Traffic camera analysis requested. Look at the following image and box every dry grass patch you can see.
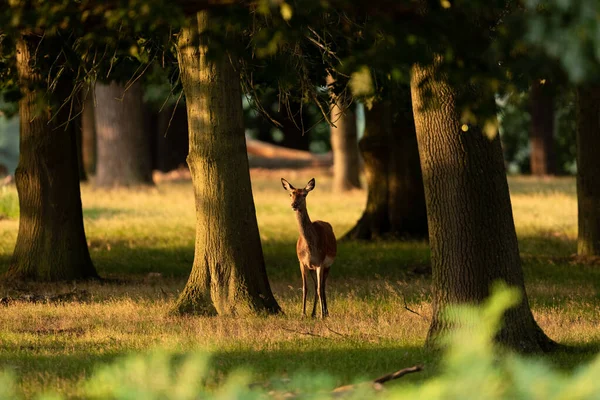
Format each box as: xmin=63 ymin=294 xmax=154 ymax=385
xmin=0 ymin=172 xmax=599 ymax=398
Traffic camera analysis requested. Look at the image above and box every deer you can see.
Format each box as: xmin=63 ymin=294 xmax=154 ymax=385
xmin=281 ymin=178 xmax=337 ymax=318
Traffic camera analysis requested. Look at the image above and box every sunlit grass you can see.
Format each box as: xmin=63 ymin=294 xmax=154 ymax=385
xmin=0 ymin=172 xmax=598 ymax=398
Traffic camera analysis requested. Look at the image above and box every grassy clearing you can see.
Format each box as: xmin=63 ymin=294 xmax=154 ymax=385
xmin=0 ymin=172 xmax=599 ymax=398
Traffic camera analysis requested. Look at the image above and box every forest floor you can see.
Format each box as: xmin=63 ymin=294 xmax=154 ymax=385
xmin=0 ymin=171 xmax=598 ymax=398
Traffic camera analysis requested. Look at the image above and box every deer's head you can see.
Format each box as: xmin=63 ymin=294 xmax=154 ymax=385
xmin=281 ymin=178 xmax=315 ymax=211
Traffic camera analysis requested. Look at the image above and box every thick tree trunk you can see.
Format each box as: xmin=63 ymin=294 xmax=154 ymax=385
xmin=344 ymin=89 xmax=428 ymax=240
xmin=327 ymin=75 xmax=361 ymax=192
xmin=94 ymin=81 xmax=153 ymax=187
xmin=81 ymin=85 xmax=96 ymax=175
xmin=411 ymin=62 xmax=555 ymax=352
xmin=576 ymin=86 xmax=600 ymax=256
xmin=530 ymin=81 xmax=556 ymax=176
xmin=5 ymin=35 xmax=97 ymax=282
xmin=173 ymin=11 xmax=281 ymax=316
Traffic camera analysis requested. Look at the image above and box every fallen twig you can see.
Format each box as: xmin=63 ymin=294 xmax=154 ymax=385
xmin=332 ymin=365 xmax=423 ymax=396
xmin=373 ymin=365 xmax=424 ymax=385
xmin=402 ymin=295 xmax=427 ymax=320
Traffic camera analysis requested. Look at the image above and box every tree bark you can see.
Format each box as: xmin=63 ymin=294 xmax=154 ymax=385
xmin=576 ymin=86 xmax=600 ymax=256
xmin=94 ymin=81 xmax=153 ymax=187
xmin=411 ymin=62 xmax=555 ymax=352
xmin=5 ymin=34 xmax=97 ymax=282
xmin=173 ymin=11 xmax=281 ymax=316
xmin=81 ymin=85 xmax=96 ymax=175
xmin=344 ymin=89 xmax=428 ymax=240
xmin=327 ymin=75 xmax=361 ymax=192
xmin=529 ymin=81 xmax=556 ymax=176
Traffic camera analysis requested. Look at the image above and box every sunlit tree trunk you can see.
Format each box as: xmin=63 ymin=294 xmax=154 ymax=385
xmin=576 ymin=86 xmax=600 ymax=256
xmin=327 ymin=75 xmax=361 ymax=192
xmin=6 ymin=34 xmax=97 ymax=282
xmin=173 ymin=11 xmax=281 ymax=316
xmin=530 ymin=80 xmax=556 ymax=176
xmin=94 ymin=81 xmax=153 ymax=187
xmin=411 ymin=62 xmax=556 ymax=352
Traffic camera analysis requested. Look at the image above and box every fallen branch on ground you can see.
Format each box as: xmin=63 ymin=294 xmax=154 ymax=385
xmin=331 ymin=365 xmax=423 ymax=396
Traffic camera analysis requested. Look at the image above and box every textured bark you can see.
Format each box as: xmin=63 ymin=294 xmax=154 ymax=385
xmin=411 ymin=62 xmax=555 ymax=352
xmin=344 ymin=91 xmax=428 ymax=240
xmin=5 ymin=35 xmax=97 ymax=282
xmin=81 ymin=86 xmax=96 ymax=175
xmin=576 ymin=86 xmax=600 ymax=256
xmin=94 ymin=81 xmax=153 ymax=187
xmin=530 ymin=81 xmax=556 ymax=176
xmin=327 ymin=75 xmax=361 ymax=192
xmin=173 ymin=11 xmax=281 ymax=316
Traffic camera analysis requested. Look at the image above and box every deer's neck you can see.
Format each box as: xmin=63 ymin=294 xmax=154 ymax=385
xmin=295 ymin=207 xmax=316 ymax=242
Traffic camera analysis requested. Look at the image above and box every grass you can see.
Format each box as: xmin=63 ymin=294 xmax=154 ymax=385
xmin=0 ymin=171 xmax=599 ymax=398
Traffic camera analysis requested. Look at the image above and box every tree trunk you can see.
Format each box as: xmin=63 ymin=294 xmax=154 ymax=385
xmin=94 ymin=81 xmax=153 ymax=187
xmin=81 ymin=85 xmax=96 ymax=175
xmin=344 ymin=89 xmax=428 ymax=240
xmin=71 ymin=97 xmax=87 ymax=182
xmin=327 ymin=75 xmax=361 ymax=192
xmin=530 ymin=81 xmax=556 ymax=176
xmin=279 ymin=102 xmax=310 ymax=151
xmin=173 ymin=11 xmax=281 ymax=316
xmin=154 ymin=105 xmax=189 ymax=172
xmin=5 ymin=34 xmax=97 ymax=282
xmin=576 ymin=86 xmax=600 ymax=256
xmin=411 ymin=62 xmax=555 ymax=352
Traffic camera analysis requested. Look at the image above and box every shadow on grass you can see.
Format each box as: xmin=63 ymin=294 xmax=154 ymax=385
xmin=0 ymin=344 xmax=431 ymax=390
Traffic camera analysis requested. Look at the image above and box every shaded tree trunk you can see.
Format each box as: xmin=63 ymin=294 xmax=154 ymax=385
xmin=530 ymin=81 xmax=556 ymax=176
xmin=576 ymin=86 xmax=600 ymax=256
xmin=5 ymin=34 xmax=97 ymax=282
xmin=173 ymin=11 xmax=281 ymax=316
xmin=94 ymin=81 xmax=153 ymax=187
xmin=344 ymin=88 xmax=428 ymax=240
xmin=81 ymin=85 xmax=96 ymax=175
xmin=327 ymin=75 xmax=361 ymax=192
xmin=279 ymin=102 xmax=310 ymax=151
xmin=71 ymin=98 xmax=87 ymax=182
xmin=154 ymin=105 xmax=189 ymax=172
xmin=411 ymin=62 xmax=556 ymax=352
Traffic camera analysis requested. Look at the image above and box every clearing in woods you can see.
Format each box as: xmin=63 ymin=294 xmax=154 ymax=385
xmin=0 ymin=170 xmax=598 ymax=398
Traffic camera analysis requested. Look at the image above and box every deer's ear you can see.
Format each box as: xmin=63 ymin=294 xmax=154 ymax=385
xmin=305 ymin=178 xmax=315 ymax=192
xmin=281 ymin=178 xmax=295 ymax=191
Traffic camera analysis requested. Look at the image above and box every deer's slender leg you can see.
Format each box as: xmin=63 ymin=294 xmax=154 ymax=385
xmin=316 ymin=267 xmax=327 ymax=319
xmin=301 ymin=264 xmax=308 ymax=316
xmin=310 ymin=269 xmax=318 ymax=317
xmin=322 ymin=267 xmax=330 ymax=317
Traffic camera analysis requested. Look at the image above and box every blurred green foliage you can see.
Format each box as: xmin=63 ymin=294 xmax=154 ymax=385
xmin=498 ymin=88 xmax=577 ymax=175
xmin=2 ymin=285 xmax=600 ymax=399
